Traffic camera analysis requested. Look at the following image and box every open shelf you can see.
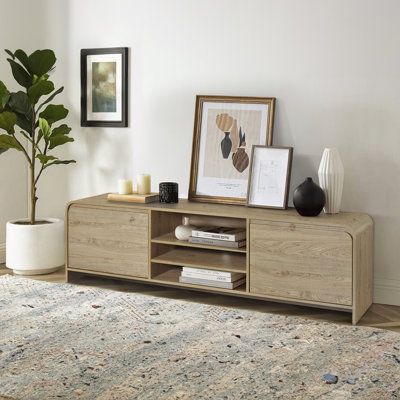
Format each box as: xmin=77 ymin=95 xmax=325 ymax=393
xmin=151 ymin=267 xmax=247 ymax=294
xmin=151 ymin=247 xmax=246 ymax=273
xmin=151 ymin=232 xmax=247 ymax=253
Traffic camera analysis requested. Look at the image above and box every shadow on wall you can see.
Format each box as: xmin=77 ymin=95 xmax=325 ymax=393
xmin=82 ymin=128 xmax=134 ymax=194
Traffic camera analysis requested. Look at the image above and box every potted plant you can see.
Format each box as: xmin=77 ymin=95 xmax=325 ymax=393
xmin=0 ymin=49 xmax=75 ymax=275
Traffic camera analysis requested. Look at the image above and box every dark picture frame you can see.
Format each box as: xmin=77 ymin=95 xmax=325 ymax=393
xmin=81 ymin=47 xmax=128 ymax=127
xmin=188 ymin=95 xmax=276 ymax=205
xmin=246 ymin=145 xmax=293 ymax=209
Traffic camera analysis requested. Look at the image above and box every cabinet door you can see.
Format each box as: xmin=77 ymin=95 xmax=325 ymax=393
xmin=68 ymin=206 xmax=149 ymax=278
xmin=250 ymin=222 xmax=352 ymax=305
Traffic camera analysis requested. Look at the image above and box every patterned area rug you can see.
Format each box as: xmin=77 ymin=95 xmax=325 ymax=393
xmin=0 ymin=275 xmax=399 ymax=400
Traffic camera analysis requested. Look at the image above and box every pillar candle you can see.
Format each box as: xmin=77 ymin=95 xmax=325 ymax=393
xmin=137 ymin=174 xmax=151 ymax=195
xmin=118 ymin=179 xmax=133 ymax=195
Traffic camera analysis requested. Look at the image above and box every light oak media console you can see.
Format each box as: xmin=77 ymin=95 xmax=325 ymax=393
xmin=66 ymin=194 xmax=373 ymax=324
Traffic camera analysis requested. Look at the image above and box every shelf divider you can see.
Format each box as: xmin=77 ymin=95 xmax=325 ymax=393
xmin=151 ymin=247 xmax=246 ymax=273
xmin=151 ymin=232 xmax=246 ymax=253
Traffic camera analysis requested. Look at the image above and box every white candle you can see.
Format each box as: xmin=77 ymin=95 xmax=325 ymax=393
xmin=118 ymin=179 xmax=133 ymax=195
xmin=137 ymin=174 xmax=151 ymax=195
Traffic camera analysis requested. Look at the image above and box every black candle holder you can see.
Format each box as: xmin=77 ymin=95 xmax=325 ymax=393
xmin=159 ymin=182 xmax=179 ymax=203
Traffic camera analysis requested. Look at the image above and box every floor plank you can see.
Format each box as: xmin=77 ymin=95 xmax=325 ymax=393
xmin=1 ymin=264 xmax=399 ymax=332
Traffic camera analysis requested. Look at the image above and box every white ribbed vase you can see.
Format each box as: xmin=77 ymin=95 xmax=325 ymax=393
xmin=318 ymin=148 xmax=344 ymax=214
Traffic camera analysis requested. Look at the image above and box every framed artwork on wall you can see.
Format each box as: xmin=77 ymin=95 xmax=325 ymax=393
xmin=188 ymin=95 xmax=276 ymax=205
xmin=247 ymin=146 xmax=293 ymax=209
xmin=81 ymin=47 xmax=128 ymax=127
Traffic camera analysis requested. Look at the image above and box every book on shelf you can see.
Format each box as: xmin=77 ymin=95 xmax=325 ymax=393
xmin=179 ymin=275 xmax=246 ymax=289
xmin=191 ymin=226 xmax=246 ymax=242
xmin=181 ymin=267 xmax=244 ymax=280
xmin=107 ymin=192 xmax=159 ymax=204
xmin=181 ymin=269 xmax=246 ymax=283
xmin=188 ymin=236 xmax=246 ymax=249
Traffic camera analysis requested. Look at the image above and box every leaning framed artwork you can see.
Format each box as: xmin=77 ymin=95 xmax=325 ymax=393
xmin=247 ymin=146 xmax=293 ymax=209
xmin=189 ymin=95 xmax=276 ymax=205
xmin=81 ymin=47 xmax=128 ymax=127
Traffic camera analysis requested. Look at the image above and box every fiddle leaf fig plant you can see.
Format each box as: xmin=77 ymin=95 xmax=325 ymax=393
xmin=0 ymin=49 xmax=75 ymax=225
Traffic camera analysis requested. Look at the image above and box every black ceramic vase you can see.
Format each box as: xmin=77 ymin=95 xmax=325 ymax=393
xmin=159 ymin=182 xmax=179 ymax=203
xmin=293 ymin=177 xmax=325 ymax=217
xmin=221 ymin=132 xmax=232 ymax=159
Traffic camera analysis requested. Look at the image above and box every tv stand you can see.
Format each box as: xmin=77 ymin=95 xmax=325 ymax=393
xmin=66 ymin=194 xmax=373 ymax=325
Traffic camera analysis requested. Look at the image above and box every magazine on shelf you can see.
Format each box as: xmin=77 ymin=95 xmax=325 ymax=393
xmin=181 ymin=267 xmax=243 ymax=279
xmin=179 ymin=276 xmax=246 ymax=289
xmin=191 ymin=226 xmax=246 ymax=242
xmin=188 ymin=236 xmax=246 ymax=248
xmin=181 ymin=270 xmax=246 ymax=283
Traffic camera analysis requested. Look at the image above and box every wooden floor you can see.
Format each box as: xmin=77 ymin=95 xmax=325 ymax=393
xmin=1 ymin=265 xmax=399 ymax=333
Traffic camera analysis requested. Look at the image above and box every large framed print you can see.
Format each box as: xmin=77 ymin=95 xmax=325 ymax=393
xmin=189 ymin=95 xmax=276 ymax=205
xmin=81 ymin=47 xmax=128 ymax=127
xmin=247 ymin=146 xmax=293 ymax=209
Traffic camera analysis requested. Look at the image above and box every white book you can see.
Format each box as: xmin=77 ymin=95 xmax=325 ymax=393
xmin=191 ymin=226 xmax=246 ymax=242
xmin=181 ymin=270 xmax=245 ymax=283
xmin=181 ymin=267 xmax=242 ymax=279
xmin=179 ymin=276 xmax=246 ymax=289
xmin=189 ymin=236 xmax=246 ymax=248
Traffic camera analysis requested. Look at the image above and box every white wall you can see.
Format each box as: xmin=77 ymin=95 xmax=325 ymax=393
xmin=20 ymin=0 xmax=400 ymax=304
xmin=0 ymin=0 xmax=48 ymax=260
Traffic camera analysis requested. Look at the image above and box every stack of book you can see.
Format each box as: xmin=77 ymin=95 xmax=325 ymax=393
xmin=189 ymin=226 xmax=246 ymax=249
xmin=179 ymin=267 xmax=246 ymax=289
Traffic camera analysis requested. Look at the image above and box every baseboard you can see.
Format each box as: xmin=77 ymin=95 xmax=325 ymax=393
xmin=0 ymin=243 xmax=5 ymax=264
xmin=374 ymin=278 xmax=400 ymax=306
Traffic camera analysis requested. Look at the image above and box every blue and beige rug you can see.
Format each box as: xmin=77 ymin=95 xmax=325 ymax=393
xmin=0 ymin=274 xmax=399 ymax=399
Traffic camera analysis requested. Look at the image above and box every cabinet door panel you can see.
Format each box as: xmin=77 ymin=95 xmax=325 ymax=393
xmin=250 ymin=223 xmax=352 ymax=305
xmin=68 ymin=206 xmax=149 ymax=278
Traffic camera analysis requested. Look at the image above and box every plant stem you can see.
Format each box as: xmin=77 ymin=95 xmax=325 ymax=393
xmin=30 ymin=111 xmax=36 ymax=225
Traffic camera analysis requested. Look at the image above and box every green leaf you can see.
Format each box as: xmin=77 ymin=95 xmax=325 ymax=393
xmin=52 ymin=124 xmax=71 ymax=136
xmin=8 ymin=92 xmax=32 ymax=117
xmin=36 ymin=129 xmax=43 ymax=144
xmin=28 ymin=80 xmax=54 ymax=105
xmin=38 ymin=118 xmax=51 ymax=140
xmin=39 ymin=104 xmax=68 ymax=125
xmin=5 ymin=49 xmax=14 ymax=59
xmin=0 ymin=81 xmax=10 ymax=110
xmin=49 ymin=135 xmax=74 ymax=150
xmin=36 ymin=154 xmax=57 ymax=164
xmin=14 ymin=50 xmax=30 ymax=72
xmin=45 ymin=159 xmax=76 ymax=169
xmin=0 ymin=134 xmax=22 ymax=150
xmin=28 ymin=50 xmax=56 ymax=77
xmin=7 ymin=59 xmax=31 ymax=88
xmin=0 ymin=111 xmax=17 ymax=134
xmin=16 ymin=114 xmax=32 ymax=135
xmin=36 ymin=86 xmax=64 ymax=112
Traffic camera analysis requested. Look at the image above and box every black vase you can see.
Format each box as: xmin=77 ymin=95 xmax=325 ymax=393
xmin=293 ymin=177 xmax=325 ymax=217
xmin=220 ymin=132 xmax=232 ymax=159
xmin=159 ymin=182 xmax=179 ymax=203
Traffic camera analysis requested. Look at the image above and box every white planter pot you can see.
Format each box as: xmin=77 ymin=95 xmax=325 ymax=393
xmin=6 ymin=218 xmax=64 ymax=275
xmin=318 ymin=148 xmax=344 ymax=214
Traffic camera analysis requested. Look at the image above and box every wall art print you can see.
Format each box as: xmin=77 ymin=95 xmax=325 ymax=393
xmin=189 ymin=95 xmax=276 ymax=205
xmin=81 ymin=47 xmax=128 ymax=127
xmin=247 ymin=146 xmax=293 ymax=209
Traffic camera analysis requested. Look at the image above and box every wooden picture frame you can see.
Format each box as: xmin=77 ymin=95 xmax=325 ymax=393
xmin=246 ymin=145 xmax=293 ymax=209
xmin=188 ymin=95 xmax=276 ymax=205
xmin=81 ymin=47 xmax=128 ymax=127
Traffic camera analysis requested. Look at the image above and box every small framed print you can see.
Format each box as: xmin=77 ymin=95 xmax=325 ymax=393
xmin=247 ymin=146 xmax=293 ymax=209
xmin=189 ymin=95 xmax=276 ymax=205
xmin=81 ymin=47 xmax=128 ymax=127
